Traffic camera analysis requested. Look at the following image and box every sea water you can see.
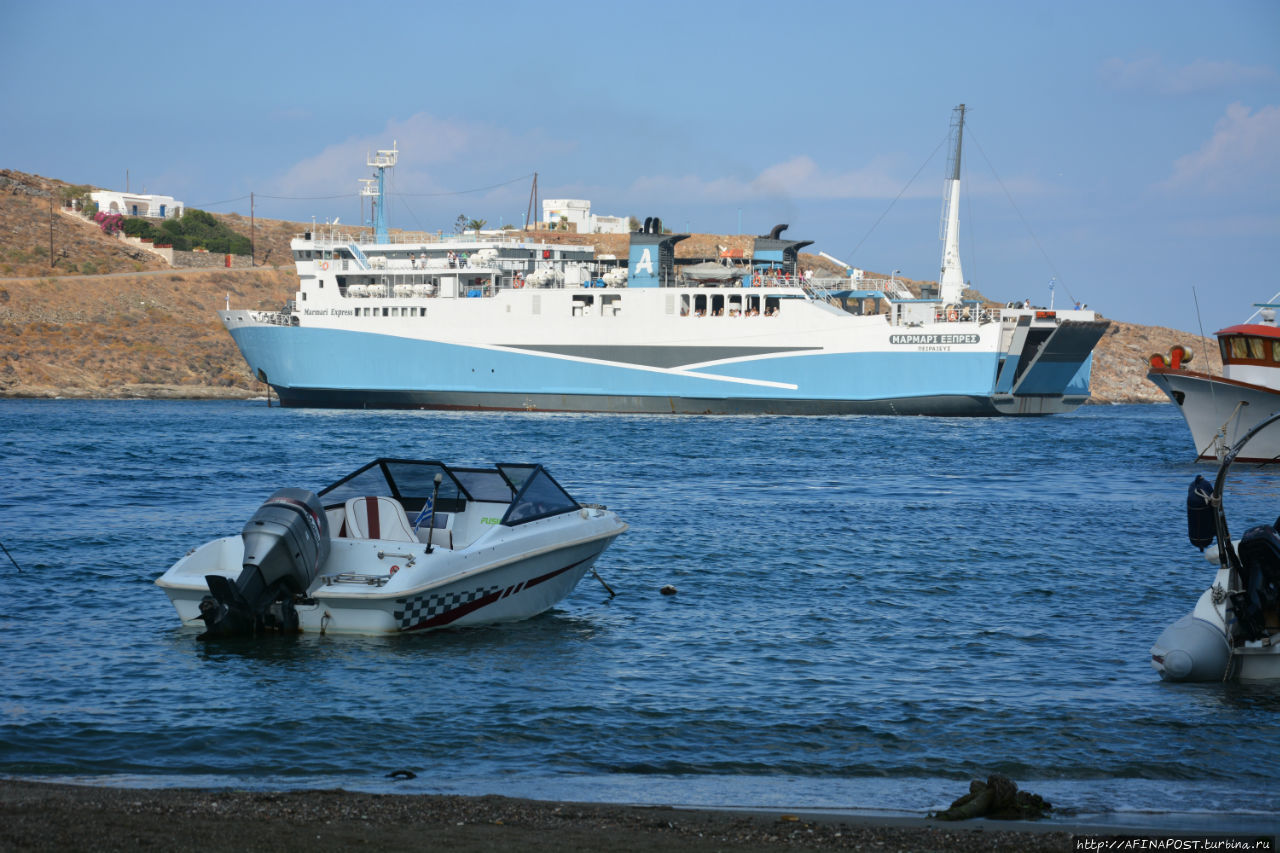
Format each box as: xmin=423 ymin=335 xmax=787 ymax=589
xmin=1 ymin=399 xmax=1277 ymax=829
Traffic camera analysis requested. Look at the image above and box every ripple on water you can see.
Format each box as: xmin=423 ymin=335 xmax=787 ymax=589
xmin=0 ymin=401 xmax=1278 ymax=821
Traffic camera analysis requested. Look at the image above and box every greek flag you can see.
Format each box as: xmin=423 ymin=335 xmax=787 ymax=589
xmin=412 ymin=495 xmax=435 ymax=534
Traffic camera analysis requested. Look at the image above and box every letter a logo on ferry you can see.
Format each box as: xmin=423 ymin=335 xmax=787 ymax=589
xmin=635 ymin=249 xmax=654 ymax=277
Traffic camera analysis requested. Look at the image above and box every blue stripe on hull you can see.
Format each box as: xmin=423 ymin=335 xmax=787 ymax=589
xmin=229 ymin=326 xmax=1054 ymax=416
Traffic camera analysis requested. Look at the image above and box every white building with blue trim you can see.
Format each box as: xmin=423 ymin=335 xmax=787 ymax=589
xmin=90 ymin=190 xmax=183 ymax=219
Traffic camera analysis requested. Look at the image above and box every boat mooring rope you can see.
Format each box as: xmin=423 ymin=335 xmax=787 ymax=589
xmin=591 ymin=568 xmax=616 ymax=598
xmin=0 ymin=539 xmax=21 ymax=572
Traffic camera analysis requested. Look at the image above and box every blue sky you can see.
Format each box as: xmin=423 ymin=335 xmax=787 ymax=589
xmin=3 ymin=0 xmax=1277 ymax=333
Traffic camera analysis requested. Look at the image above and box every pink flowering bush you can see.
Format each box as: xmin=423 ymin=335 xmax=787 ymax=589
xmin=93 ymin=211 xmax=124 ymax=235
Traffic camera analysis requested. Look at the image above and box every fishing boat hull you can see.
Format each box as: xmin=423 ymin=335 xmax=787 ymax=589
xmin=1147 ymin=367 xmax=1280 ymax=462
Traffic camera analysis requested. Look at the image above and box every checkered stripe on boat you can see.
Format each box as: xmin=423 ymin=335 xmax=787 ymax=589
xmin=392 ymin=557 xmax=591 ymax=632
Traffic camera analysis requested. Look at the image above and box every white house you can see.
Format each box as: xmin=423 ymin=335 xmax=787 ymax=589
xmin=542 ymin=199 xmax=629 ymax=234
xmin=91 ymin=190 xmax=183 ymax=219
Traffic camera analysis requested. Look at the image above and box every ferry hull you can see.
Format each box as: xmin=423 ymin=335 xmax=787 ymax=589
xmin=226 ymin=319 xmax=1100 ymax=417
xmin=270 ymin=386 xmax=1002 ymax=416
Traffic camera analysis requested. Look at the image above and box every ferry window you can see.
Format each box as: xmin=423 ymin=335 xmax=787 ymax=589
xmin=1249 ymin=337 xmax=1266 ymax=360
xmin=1230 ymin=337 xmax=1247 ymax=359
xmin=711 ymin=295 xmax=724 ymax=316
xmin=681 ymin=295 xmax=692 ymax=316
xmin=572 ymin=295 xmax=594 ymax=317
xmin=601 ymin=294 xmax=621 ymax=316
xmin=382 ymin=307 xmax=389 ymax=317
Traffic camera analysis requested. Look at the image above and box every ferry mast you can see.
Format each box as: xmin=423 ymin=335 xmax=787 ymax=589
xmin=360 ymin=141 xmax=398 ymax=243
xmin=938 ymin=104 xmax=965 ymax=306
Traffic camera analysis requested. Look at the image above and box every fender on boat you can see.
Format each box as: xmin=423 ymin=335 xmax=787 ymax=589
xmin=1186 ymin=475 xmax=1215 ymax=551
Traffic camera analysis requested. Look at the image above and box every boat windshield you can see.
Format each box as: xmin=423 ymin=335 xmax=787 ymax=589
xmin=318 ymin=459 xmax=464 ymax=505
xmin=452 ymin=468 xmax=516 ymax=503
xmin=498 ymin=464 xmax=580 ymax=525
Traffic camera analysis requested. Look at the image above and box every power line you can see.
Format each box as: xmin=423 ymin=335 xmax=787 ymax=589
xmin=191 ymin=172 xmax=534 ymax=218
xmin=189 ymin=194 xmax=252 ymax=208
xmin=389 ymin=173 xmax=535 ymax=198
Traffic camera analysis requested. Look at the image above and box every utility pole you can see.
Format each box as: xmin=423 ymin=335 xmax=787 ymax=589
xmin=48 ymin=197 xmax=54 ymax=268
xmin=250 ymin=192 xmax=255 ymax=267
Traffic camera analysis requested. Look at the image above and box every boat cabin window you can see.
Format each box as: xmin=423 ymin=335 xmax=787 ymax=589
xmin=1221 ymin=335 xmax=1280 ymax=365
xmin=498 ymin=465 xmax=580 ymax=526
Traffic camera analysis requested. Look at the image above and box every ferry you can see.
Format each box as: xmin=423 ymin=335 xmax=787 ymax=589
xmin=221 ymin=107 xmax=1109 ymax=415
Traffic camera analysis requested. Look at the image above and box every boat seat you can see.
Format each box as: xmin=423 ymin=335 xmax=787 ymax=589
xmin=415 ymin=512 xmax=453 ymax=550
xmin=326 ymin=506 xmax=347 ymax=537
xmin=343 ymin=496 xmax=418 ymax=542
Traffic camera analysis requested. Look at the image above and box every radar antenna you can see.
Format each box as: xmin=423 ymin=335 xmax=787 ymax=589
xmin=361 ymin=141 xmax=398 ymax=243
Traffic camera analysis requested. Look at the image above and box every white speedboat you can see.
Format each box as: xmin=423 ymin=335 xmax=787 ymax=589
xmin=1147 ymin=299 xmax=1280 ymax=462
xmin=1151 ymin=412 xmax=1280 ymax=682
xmin=156 ymin=459 xmax=627 ymax=638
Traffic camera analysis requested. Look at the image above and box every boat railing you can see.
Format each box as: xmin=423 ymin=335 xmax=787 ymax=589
xmin=926 ymin=306 xmax=1001 ymax=324
xmin=300 ymin=228 xmax=592 ymax=250
xmin=249 ymin=310 xmax=292 ymax=326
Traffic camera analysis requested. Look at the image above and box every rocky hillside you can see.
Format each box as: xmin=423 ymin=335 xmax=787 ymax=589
xmin=0 ymin=168 xmax=1204 ymax=403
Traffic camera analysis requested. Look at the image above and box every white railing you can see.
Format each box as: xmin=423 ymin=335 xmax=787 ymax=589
xmin=301 ymin=228 xmax=566 ymax=248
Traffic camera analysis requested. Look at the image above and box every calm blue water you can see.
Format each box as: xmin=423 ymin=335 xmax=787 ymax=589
xmin=1 ymin=400 xmax=1278 ymax=829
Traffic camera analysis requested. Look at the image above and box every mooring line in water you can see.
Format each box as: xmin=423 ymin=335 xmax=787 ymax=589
xmin=591 ymin=568 xmax=615 ymax=598
xmin=0 ymin=539 xmax=22 ymax=572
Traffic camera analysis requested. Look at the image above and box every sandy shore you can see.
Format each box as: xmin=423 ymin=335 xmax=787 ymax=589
xmin=0 ymin=778 xmax=1095 ymax=852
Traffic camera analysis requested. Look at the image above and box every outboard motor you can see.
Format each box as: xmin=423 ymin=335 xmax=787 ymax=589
xmin=1231 ymin=523 xmax=1280 ymax=642
xmin=1186 ymin=475 xmax=1215 ymax=551
xmin=198 ymin=488 xmax=330 ymax=639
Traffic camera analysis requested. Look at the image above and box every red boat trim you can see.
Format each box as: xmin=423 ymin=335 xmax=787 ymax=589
xmin=1216 ymin=324 xmax=1280 ymax=338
